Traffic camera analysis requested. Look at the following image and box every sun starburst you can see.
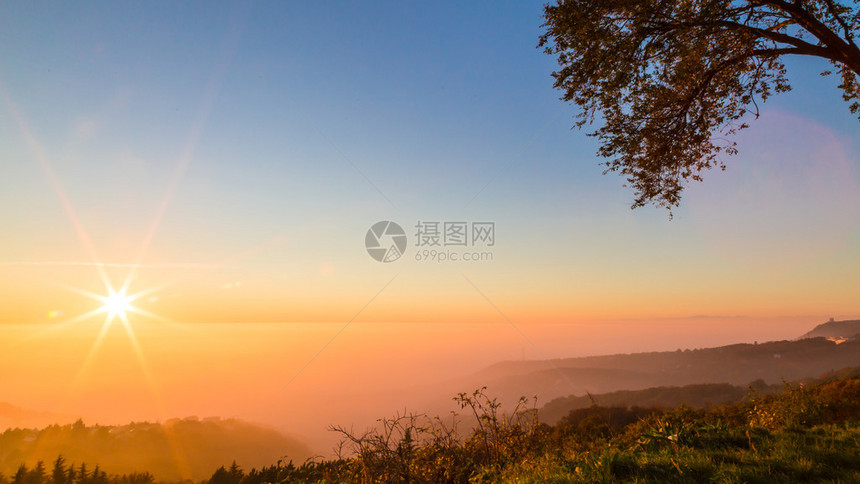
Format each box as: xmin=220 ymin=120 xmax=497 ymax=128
xmin=99 ymin=288 xmax=135 ymax=319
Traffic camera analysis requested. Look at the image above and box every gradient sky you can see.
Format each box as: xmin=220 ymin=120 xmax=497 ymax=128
xmin=1 ymin=1 xmax=859 ymax=448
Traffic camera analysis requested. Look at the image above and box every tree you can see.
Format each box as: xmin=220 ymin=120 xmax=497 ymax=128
xmin=207 ymin=463 xmax=243 ymax=484
xmin=76 ymin=464 xmax=87 ymax=484
xmin=539 ymin=0 xmax=860 ymax=211
xmin=64 ymin=465 xmax=75 ymax=484
xmin=27 ymin=461 xmax=46 ymax=484
xmin=50 ymin=456 xmax=67 ymax=484
xmin=13 ymin=465 xmax=27 ymax=484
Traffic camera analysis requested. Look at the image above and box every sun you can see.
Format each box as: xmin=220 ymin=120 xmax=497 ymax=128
xmin=100 ymin=288 xmax=135 ymax=319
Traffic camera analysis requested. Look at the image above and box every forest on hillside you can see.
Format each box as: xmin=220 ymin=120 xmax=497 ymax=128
xmin=0 ymin=418 xmax=309 ymax=482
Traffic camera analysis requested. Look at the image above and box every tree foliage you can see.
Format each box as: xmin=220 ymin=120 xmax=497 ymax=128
xmin=539 ymin=0 xmax=860 ymax=210
xmin=8 ymin=458 xmax=152 ymax=484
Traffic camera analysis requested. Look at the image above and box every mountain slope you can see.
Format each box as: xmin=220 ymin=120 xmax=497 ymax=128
xmin=462 ymin=329 xmax=860 ymax=407
xmin=800 ymin=319 xmax=860 ymax=340
xmin=0 ymin=402 xmax=76 ymax=431
xmin=538 ymin=382 xmax=758 ymax=424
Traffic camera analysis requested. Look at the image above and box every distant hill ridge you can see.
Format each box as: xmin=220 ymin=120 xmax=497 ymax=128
xmin=538 ymin=366 xmax=860 ymax=424
xmin=800 ymin=318 xmax=860 ymax=340
xmin=465 ymin=318 xmax=860 ymax=407
xmin=0 ymin=402 xmax=75 ymax=431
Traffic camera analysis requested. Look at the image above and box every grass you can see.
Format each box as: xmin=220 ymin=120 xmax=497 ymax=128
xmin=494 ymin=423 xmax=860 ymax=483
xmin=213 ymin=374 xmax=860 ymax=483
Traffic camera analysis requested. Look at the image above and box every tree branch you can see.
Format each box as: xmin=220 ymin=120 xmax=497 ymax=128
xmin=763 ymin=0 xmax=860 ymax=72
xmin=820 ymin=0 xmax=858 ymax=47
xmin=719 ymin=20 xmax=838 ymax=59
xmin=676 ymin=47 xmax=813 ymax=121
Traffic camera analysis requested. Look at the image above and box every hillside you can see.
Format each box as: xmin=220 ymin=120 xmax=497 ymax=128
xmin=0 ymin=418 xmax=311 ymax=481
xmin=5 ymin=373 xmax=859 ymax=484
xmin=193 ymin=374 xmax=860 ymax=482
xmin=799 ymin=318 xmax=860 ymax=340
xmin=462 ymin=334 xmax=860 ymax=406
xmin=0 ymin=403 xmax=75 ymax=431
xmin=538 ymin=366 xmax=860 ymax=425
xmin=538 ymin=382 xmax=761 ymax=424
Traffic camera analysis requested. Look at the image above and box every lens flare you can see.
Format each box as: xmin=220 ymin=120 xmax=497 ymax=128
xmin=100 ymin=288 xmax=135 ymax=319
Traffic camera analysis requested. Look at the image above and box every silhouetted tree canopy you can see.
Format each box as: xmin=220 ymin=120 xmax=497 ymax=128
xmin=540 ymin=0 xmax=860 ymax=210
xmin=8 ymin=459 xmax=151 ymax=484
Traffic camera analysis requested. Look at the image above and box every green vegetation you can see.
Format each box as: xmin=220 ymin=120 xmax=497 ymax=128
xmin=204 ymin=374 xmax=859 ymax=483
xmin=3 ymin=374 xmax=858 ymax=483
xmin=539 ymin=382 xmax=771 ymax=424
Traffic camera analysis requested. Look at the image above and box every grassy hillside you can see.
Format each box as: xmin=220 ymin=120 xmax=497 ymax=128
xmin=197 ymin=372 xmax=859 ymax=483
xmin=538 ymin=382 xmax=766 ymax=425
xmin=540 ymin=367 xmax=860 ymax=425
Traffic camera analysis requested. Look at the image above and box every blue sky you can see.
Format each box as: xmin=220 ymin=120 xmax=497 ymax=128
xmin=0 ymin=1 xmax=858 ymax=325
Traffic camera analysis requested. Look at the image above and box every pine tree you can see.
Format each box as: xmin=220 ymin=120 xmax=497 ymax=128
xmin=28 ymin=461 xmax=46 ymax=484
xmin=51 ymin=456 xmax=66 ymax=484
xmin=77 ymin=464 xmax=88 ymax=484
xmin=13 ymin=465 xmax=27 ymax=484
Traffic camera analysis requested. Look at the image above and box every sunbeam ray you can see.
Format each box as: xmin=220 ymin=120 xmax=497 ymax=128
xmin=0 ymin=81 xmax=111 ymax=291
xmin=124 ymin=25 xmax=241 ymax=291
xmin=70 ymin=314 xmax=116 ymax=390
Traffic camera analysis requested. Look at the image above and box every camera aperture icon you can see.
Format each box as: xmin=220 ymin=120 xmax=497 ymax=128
xmin=365 ymin=221 xmax=407 ymax=263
